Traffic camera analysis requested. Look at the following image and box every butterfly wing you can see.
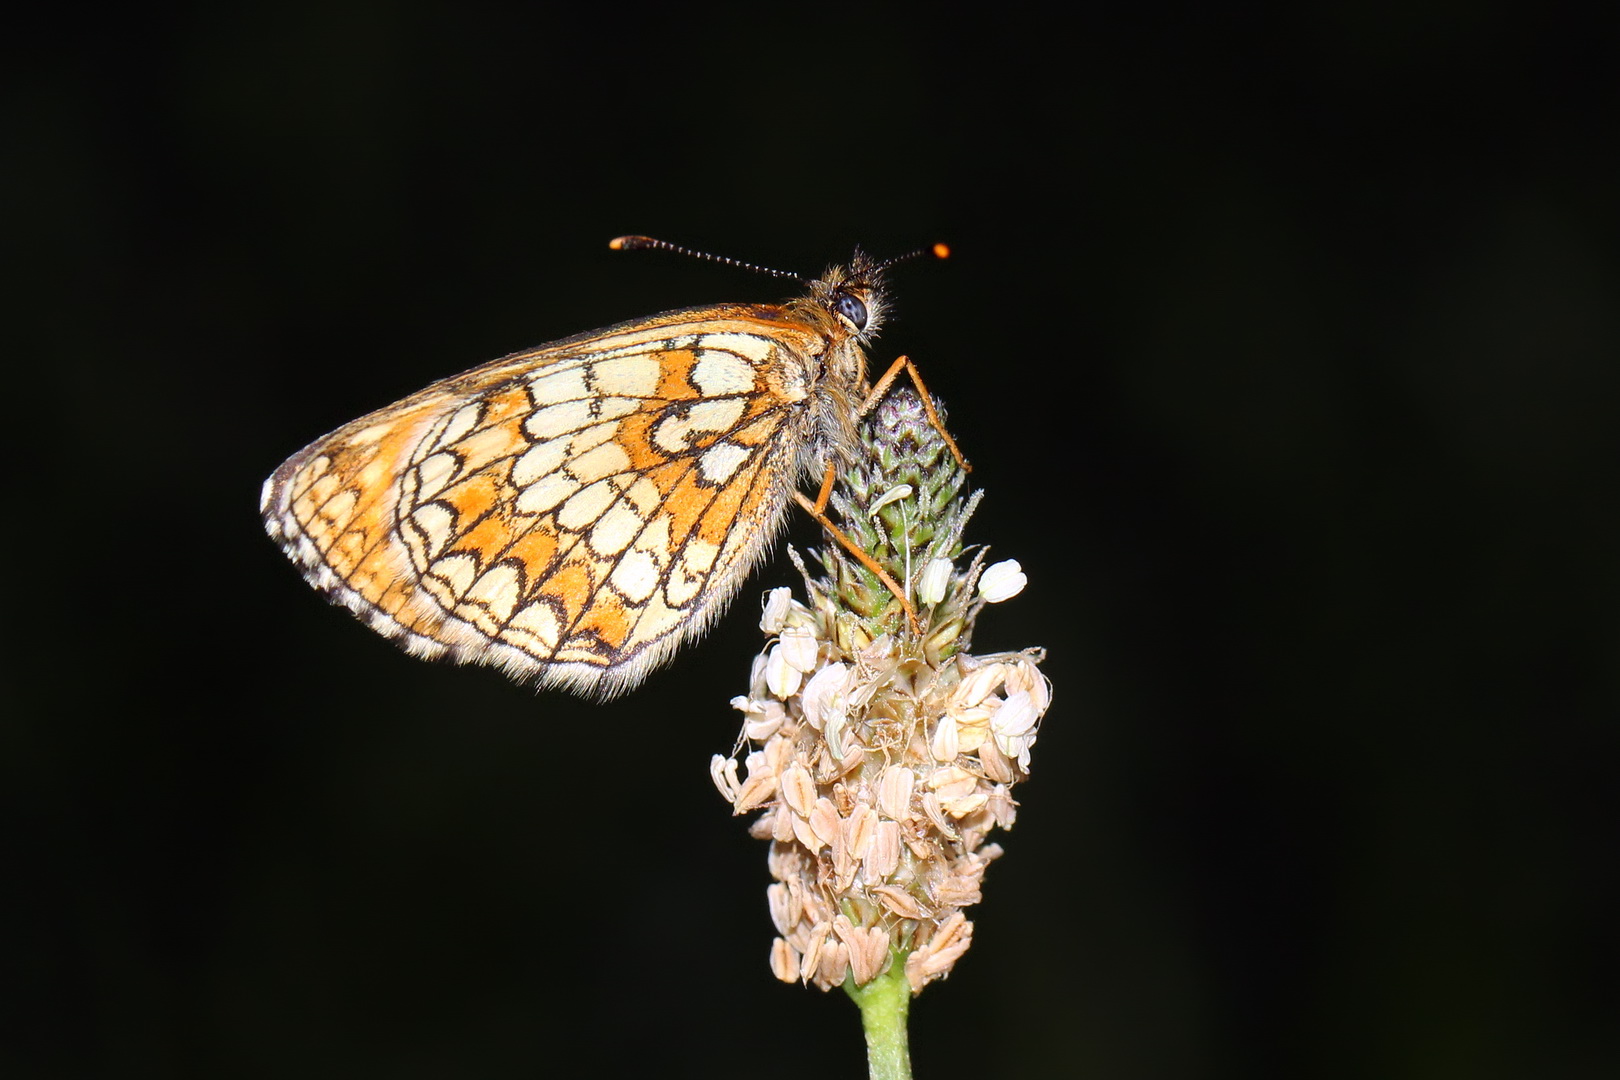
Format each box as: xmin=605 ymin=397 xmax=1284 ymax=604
xmin=262 ymin=304 xmax=837 ymax=697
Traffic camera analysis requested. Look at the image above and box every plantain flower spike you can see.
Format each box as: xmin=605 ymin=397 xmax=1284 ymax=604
xmin=711 ymin=387 xmax=1051 ymax=994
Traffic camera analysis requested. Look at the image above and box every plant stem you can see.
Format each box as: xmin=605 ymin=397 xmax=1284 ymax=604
xmin=845 ymin=960 xmax=912 ymax=1080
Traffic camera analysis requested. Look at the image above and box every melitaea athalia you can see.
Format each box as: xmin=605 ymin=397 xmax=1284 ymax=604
xmin=261 ymin=237 xmax=957 ymax=698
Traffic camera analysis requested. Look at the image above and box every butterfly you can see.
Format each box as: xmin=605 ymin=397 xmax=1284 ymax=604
xmin=261 ymin=237 xmax=960 ymax=699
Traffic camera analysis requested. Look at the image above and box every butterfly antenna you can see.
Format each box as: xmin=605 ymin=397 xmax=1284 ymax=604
xmin=875 ymin=243 xmax=951 ymax=274
xmin=610 ymin=235 xmax=806 ymax=283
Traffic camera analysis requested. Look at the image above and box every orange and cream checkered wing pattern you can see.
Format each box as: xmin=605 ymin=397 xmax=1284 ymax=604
xmin=262 ymin=266 xmax=885 ymax=697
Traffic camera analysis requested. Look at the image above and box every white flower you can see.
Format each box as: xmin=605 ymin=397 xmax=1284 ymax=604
xmin=991 ymin=689 xmax=1040 ymax=770
xmin=760 ymin=587 xmax=794 ymax=633
xmin=868 ymin=484 xmax=914 ymax=516
xmin=918 ymin=557 xmax=953 ymax=606
xmin=764 ymin=643 xmax=802 ymax=698
xmin=801 ymin=663 xmax=851 ymax=733
xmin=978 ymin=559 xmax=1027 ymax=603
xmin=777 ymin=624 xmax=819 ymax=672
xmin=709 ymin=754 xmax=743 ymax=801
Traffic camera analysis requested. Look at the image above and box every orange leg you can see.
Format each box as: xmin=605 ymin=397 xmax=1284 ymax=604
xmin=793 ymin=490 xmax=922 ymax=633
xmin=793 ymin=355 xmax=970 ymax=636
xmin=860 ymin=355 xmax=971 ymax=473
xmin=810 ymin=459 xmax=838 ymax=515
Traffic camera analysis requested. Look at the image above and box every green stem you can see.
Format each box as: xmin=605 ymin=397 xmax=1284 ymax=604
xmin=845 ymin=960 xmax=912 ymax=1080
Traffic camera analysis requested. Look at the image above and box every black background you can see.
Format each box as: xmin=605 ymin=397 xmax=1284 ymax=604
xmin=9 ymin=3 xmax=1617 ymax=1077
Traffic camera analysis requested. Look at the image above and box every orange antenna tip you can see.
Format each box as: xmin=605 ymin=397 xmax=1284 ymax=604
xmin=932 ymin=243 xmax=951 ymax=260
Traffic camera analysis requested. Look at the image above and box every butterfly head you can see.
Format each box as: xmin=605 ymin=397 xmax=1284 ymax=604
xmin=609 ymin=236 xmax=947 ymax=347
xmin=805 ymin=251 xmax=890 ymax=343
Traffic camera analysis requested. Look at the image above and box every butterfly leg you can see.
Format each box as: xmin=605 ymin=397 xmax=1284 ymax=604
xmin=860 ymin=355 xmax=972 ymax=473
xmin=794 ymin=484 xmax=922 ymax=634
xmin=809 ymin=457 xmax=839 ymax=516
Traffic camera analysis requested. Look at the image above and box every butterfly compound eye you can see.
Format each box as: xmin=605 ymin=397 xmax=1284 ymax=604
xmin=835 ymin=292 xmax=869 ymax=330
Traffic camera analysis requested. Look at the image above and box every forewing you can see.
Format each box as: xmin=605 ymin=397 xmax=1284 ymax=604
xmin=261 ymin=309 xmax=823 ymax=696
